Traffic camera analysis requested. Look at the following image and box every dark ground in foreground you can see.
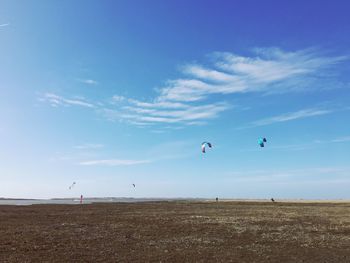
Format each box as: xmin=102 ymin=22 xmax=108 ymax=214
xmin=0 ymin=201 xmax=350 ymax=262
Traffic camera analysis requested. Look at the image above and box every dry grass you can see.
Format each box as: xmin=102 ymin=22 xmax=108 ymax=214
xmin=0 ymin=201 xmax=350 ymax=262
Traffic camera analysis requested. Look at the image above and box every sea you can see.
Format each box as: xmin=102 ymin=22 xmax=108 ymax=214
xmin=0 ymin=198 xmax=203 ymax=206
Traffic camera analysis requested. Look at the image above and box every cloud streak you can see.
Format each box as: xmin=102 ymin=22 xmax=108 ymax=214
xmin=314 ymin=135 xmax=350 ymax=144
xmin=42 ymin=93 xmax=95 ymax=108
xmin=156 ymin=48 xmax=346 ymax=102
xmin=331 ymin=136 xmax=350 ymax=143
xmin=108 ymin=48 xmax=345 ymax=126
xmin=0 ymin=23 xmax=10 ymax=27
xmin=120 ymin=102 xmax=229 ymax=125
xmin=78 ymin=79 xmax=98 ymax=85
xmin=249 ymin=108 xmax=334 ymax=127
xmin=42 ymin=47 xmax=346 ymax=126
xmin=74 ymin=144 xmax=104 ymax=150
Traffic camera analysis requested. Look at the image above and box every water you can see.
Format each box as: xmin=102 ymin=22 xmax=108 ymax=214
xmin=0 ymin=198 xmax=200 ymax=206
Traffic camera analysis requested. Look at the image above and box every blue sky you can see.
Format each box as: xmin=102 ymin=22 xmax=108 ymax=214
xmin=1 ymin=0 xmax=350 ymax=199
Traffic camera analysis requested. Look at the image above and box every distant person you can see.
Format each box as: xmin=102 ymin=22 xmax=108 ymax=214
xmin=271 ymin=198 xmax=275 ymax=203
xmin=80 ymin=194 xmax=83 ymax=204
xmin=216 ymin=197 xmax=218 ymax=202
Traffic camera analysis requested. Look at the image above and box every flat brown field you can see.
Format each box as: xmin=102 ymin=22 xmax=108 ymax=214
xmin=1 ymin=201 xmax=350 ymax=262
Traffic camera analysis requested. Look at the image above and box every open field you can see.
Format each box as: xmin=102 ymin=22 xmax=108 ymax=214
xmin=1 ymin=201 xmax=350 ymax=262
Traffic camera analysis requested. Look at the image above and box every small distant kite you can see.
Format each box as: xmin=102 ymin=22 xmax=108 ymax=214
xmin=69 ymin=182 xmax=76 ymax=190
xmin=258 ymin=138 xmax=267 ymax=147
xmin=201 ymin=142 xmax=212 ymax=153
xmin=132 ymin=184 xmax=135 ymax=188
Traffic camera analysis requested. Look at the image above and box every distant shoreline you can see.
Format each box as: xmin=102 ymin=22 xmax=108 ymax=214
xmin=0 ymin=197 xmax=349 ymax=206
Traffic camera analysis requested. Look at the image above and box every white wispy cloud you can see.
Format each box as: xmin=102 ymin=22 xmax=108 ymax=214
xmin=74 ymin=144 xmax=104 ymax=150
xmin=0 ymin=23 xmax=10 ymax=27
xmin=42 ymin=93 xmax=95 ymax=108
xmin=111 ymin=95 xmax=126 ymax=103
xmin=103 ymin=102 xmax=229 ymax=125
xmin=156 ymin=48 xmax=346 ymax=102
xmin=127 ymin=98 xmax=189 ymax=109
xmin=107 ymin=48 xmax=345 ymax=126
xmin=79 ymin=159 xmax=150 ymax=166
xmin=314 ymin=135 xmax=350 ymax=144
xmin=42 ymin=47 xmax=346 ymax=126
xmin=182 ymin=64 xmax=236 ymax=82
xmin=248 ymin=108 xmax=334 ymax=127
xmin=78 ymin=79 xmax=98 ymax=85
xmin=331 ymin=136 xmax=350 ymax=143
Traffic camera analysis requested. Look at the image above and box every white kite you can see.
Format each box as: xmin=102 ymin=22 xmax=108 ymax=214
xmin=69 ymin=182 xmax=76 ymax=190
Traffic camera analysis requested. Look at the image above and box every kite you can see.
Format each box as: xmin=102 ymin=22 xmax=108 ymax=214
xmin=69 ymin=182 xmax=76 ymax=190
xmin=201 ymin=142 xmax=212 ymax=153
xmin=258 ymin=138 xmax=267 ymax=147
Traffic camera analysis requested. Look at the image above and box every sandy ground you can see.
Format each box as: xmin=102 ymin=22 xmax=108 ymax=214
xmin=0 ymin=201 xmax=350 ymax=262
